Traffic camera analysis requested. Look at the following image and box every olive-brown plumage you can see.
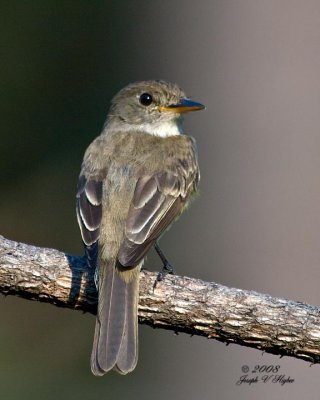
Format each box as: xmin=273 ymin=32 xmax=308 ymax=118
xmin=76 ymin=80 xmax=204 ymax=375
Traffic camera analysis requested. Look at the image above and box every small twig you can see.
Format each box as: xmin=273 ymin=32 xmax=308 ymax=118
xmin=0 ymin=234 xmax=320 ymax=363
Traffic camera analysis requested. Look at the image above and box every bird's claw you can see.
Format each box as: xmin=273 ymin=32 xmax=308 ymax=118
xmin=153 ymin=262 xmax=175 ymax=289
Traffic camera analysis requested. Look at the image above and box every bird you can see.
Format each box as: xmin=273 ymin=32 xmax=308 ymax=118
xmin=76 ymin=80 xmax=204 ymax=375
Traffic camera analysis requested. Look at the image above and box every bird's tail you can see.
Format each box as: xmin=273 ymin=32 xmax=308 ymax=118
xmin=91 ymin=260 xmax=139 ymax=375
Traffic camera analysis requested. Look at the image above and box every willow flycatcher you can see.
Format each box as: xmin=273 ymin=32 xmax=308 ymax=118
xmin=76 ymin=80 xmax=204 ymax=375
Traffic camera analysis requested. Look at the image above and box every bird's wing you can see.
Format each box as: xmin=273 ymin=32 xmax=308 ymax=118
xmin=118 ymin=169 xmax=198 ymax=267
xmin=76 ymin=174 xmax=103 ymax=268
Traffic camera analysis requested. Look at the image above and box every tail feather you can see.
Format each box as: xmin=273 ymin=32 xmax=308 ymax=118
xmin=114 ymin=273 xmax=139 ymax=374
xmin=91 ymin=261 xmax=139 ymax=375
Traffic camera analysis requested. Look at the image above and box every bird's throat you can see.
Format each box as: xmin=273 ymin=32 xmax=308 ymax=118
xmin=107 ymin=118 xmax=183 ymax=138
xmin=144 ymin=119 xmax=183 ymax=137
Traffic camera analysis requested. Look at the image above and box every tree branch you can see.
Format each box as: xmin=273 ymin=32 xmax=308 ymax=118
xmin=0 ymin=234 xmax=319 ymax=364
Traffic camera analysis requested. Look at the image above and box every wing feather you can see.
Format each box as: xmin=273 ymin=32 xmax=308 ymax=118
xmin=118 ymin=168 xmax=197 ymax=267
xmin=76 ymin=175 xmax=102 ymax=268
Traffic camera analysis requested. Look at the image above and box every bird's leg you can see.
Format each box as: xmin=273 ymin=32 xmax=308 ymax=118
xmin=153 ymin=242 xmax=175 ymax=288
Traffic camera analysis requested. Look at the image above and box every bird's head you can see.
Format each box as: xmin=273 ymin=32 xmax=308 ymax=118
xmin=106 ymin=80 xmax=205 ymax=137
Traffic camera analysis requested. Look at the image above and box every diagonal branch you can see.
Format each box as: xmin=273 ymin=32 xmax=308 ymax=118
xmin=0 ymin=234 xmax=320 ymax=363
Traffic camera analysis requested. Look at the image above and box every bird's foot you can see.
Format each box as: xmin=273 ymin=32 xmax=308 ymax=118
xmin=153 ymin=242 xmax=176 ymax=289
xmin=153 ymin=261 xmax=175 ymax=289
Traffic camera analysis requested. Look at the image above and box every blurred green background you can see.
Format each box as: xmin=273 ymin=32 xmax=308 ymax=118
xmin=1 ymin=1 xmax=320 ymax=399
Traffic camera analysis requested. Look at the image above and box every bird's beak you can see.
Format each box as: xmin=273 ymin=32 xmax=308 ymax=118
xmin=159 ymin=98 xmax=205 ymax=114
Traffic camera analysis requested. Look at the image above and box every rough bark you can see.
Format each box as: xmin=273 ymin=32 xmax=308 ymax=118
xmin=0 ymin=234 xmax=320 ymax=364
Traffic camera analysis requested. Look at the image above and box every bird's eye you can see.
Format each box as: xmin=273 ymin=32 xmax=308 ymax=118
xmin=139 ymin=93 xmax=153 ymax=106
